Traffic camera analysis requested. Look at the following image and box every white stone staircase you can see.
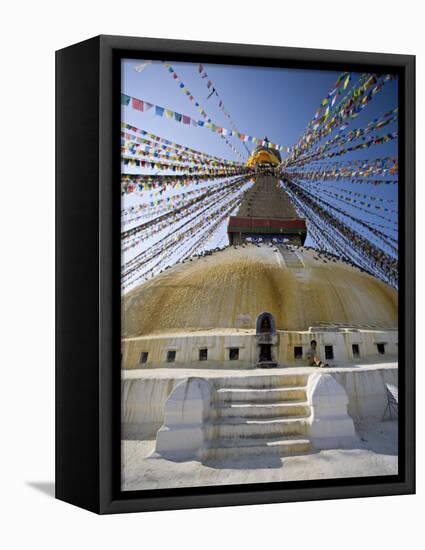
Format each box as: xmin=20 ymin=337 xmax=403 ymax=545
xmin=204 ymin=374 xmax=312 ymax=460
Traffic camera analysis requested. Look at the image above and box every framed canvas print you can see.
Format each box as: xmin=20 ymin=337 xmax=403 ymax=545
xmin=56 ymin=35 xmax=415 ymax=514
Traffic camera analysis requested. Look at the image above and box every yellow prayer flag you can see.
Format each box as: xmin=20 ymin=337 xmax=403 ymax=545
xmin=343 ymin=74 xmax=350 ymax=90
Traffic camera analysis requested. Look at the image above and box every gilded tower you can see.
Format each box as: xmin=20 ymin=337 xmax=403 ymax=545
xmin=227 ymin=142 xmax=307 ymax=245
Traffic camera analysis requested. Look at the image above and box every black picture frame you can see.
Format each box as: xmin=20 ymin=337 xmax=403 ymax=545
xmin=56 ymin=34 xmax=415 ymax=514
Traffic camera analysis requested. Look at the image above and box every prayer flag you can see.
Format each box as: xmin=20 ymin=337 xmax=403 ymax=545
xmin=132 ymin=98 xmax=144 ymax=111
xmin=134 ymin=61 xmax=152 ymax=73
xmin=343 ymin=74 xmax=351 ymax=90
xmin=121 ymin=94 xmax=131 ymax=106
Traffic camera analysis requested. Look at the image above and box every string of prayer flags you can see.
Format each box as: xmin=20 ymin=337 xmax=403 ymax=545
xmin=284 ymin=178 xmax=398 ymax=285
xmin=311 ymin=72 xmax=351 ymax=124
xmin=300 ymin=183 xmax=398 ymax=222
xmin=284 ymin=131 xmax=398 ymax=166
xmin=121 ymin=155 xmax=250 ymax=176
xmin=283 ymin=73 xmax=396 ymax=166
xmin=122 ymin=139 xmax=241 ymax=169
xmin=306 ymin=187 xmax=398 ymax=250
xmin=121 ymin=122 xmax=242 ymax=165
xmin=197 ymin=63 xmax=251 ymax=156
xmin=122 ymin=176 xmax=247 ymax=243
xmin=122 ymin=93 xmax=288 ymax=154
xmin=301 ymin=182 xmax=397 ymax=205
xmin=122 ymin=188 xmax=249 ymax=288
xmin=162 ymin=62 xmax=244 ymax=160
xmin=121 ymin=177 xmax=243 ymax=215
xmin=283 ymin=157 xmax=399 ymax=183
xmin=290 ymin=109 xmax=398 ymax=167
xmin=122 ymin=183 xmax=249 ymax=279
xmin=121 ymin=170 xmax=255 ymax=195
xmin=121 ymin=179 xmax=238 ymax=222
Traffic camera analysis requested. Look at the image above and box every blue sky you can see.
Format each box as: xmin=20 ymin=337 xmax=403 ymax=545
xmin=121 ymin=59 xmax=398 ymax=286
xmin=122 ymin=59 xmax=397 ymax=163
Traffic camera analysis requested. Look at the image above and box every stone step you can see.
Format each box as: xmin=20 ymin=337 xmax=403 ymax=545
xmin=204 ymin=436 xmax=312 ymax=460
xmin=212 ymin=375 xmax=308 ymax=390
xmin=213 ymin=401 xmax=310 ymax=419
xmin=207 ymin=417 xmax=309 ymax=439
xmin=215 ymin=386 xmax=307 ymax=403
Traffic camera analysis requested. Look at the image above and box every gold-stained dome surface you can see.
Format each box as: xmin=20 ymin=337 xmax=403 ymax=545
xmin=122 ymin=245 xmax=397 ymax=337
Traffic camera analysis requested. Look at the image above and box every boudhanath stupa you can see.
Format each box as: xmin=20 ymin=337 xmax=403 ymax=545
xmin=122 ymin=143 xmax=397 ymax=370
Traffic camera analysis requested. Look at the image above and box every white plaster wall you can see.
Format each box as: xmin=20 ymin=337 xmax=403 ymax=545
xmin=330 ymin=367 xmax=398 ymax=420
xmin=123 ymin=333 xmax=257 ymax=369
xmin=279 ymin=331 xmax=398 ymax=364
xmin=121 ymin=377 xmax=181 ymax=439
xmin=122 ymin=329 xmax=398 ymax=369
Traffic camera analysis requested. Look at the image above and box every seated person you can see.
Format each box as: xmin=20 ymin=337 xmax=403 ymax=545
xmin=306 ymin=340 xmax=328 ymax=368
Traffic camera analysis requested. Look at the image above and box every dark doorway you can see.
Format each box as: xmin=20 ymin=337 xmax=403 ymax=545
xmin=256 ymin=312 xmax=277 ymax=367
xmin=259 ymin=344 xmax=272 ymax=362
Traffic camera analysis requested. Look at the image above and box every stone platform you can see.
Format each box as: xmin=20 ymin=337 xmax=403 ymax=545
xmin=122 ymin=362 xmax=398 ymax=440
xmin=121 ymin=362 xmax=398 ymax=491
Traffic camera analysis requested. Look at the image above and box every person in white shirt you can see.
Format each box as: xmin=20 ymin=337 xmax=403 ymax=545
xmin=306 ymin=340 xmax=328 ymax=368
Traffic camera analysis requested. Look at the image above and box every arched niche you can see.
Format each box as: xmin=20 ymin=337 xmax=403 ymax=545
xmin=255 ymin=311 xmax=276 ymax=335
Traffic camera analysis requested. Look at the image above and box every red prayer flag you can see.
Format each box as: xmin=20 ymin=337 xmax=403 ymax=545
xmin=132 ymin=98 xmax=144 ymax=111
xmin=182 ymin=115 xmax=191 ymax=125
